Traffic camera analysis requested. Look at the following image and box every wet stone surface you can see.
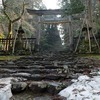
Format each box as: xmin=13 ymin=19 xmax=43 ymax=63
xmin=10 ymin=90 xmax=53 ymax=100
xmin=11 ymin=82 xmax=27 ymax=93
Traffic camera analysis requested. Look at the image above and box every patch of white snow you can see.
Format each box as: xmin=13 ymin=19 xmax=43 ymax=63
xmin=0 ymin=78 xmax=13 ymax=100
xmin=59 ymin=74 xmax=100 ymax=100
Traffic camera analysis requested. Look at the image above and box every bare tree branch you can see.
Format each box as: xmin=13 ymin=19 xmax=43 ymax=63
xmin=2 ymin=0 xmax=12 ymax=21
xmin=12 ymin=2 xmax=26 ymax=23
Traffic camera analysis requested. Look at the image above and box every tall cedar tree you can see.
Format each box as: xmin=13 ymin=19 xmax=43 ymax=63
xmin=40 ymin=24 xmax=62 ymax=51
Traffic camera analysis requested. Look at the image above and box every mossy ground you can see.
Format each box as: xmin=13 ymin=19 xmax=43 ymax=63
xmin=0 ymin=54 xmax=100 ymax=61
xmin=78 ymin=54 xmax=100 ymax=60
xmin=0 ymin=56 xmax=23 ymax=61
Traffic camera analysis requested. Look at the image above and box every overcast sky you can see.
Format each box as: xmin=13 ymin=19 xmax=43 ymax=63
xmin=43 ymin=0 xmax=59 ymax=9
xmin=0 ymin=0 xmax=2 ymax=4
xmin=0 ymin=0 xmax=60 ymax=9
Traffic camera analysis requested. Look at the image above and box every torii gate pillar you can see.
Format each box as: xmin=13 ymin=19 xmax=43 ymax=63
xmin=69 ymin=16 xmax=73 ymax=51
xmin=35 ymin=16 xmax=41 ymax=51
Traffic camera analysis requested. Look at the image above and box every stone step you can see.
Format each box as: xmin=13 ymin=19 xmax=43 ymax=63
xmin=0 ymin=68 xmax=63 ymax=74
xmin=28 ymin=81 xmax=70 ymax=95
xmin=14 ymin=61 xmax=75 ymax=66
xmin=15 ymin=63 xmax=53 ymax=67
xmin=0 ymin=65 xmax=19 ymax=69
xmin=0 ymin=65 xmax=64 ymax=70
xmin=0 ymin=73 xmax=67 ymax=81
xmin=11 ymin=79 xmax=71 ymax=95
xmin=44 ymin=65 xmax=63 ymax=69
xmin=0 ymin=61 xmax=74 ymax=66
xmin=15 ymin=60 xmax=53 ymax=65
xmin=57 ymin=62 xmax=75 ymax=65
xmin=44 ymin=74 xmax=67 ymax=80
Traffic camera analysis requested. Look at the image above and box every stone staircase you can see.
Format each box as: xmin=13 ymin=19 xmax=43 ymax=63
xmin=0 ymin=53 xmax=94 ymax=83
xmin=0 ymin=55 xmax=74 ymax=81
xmin=0 ymin=53 xmax=95 ymax=99
xmin=0 ymin=53 xmax=93 ymax=82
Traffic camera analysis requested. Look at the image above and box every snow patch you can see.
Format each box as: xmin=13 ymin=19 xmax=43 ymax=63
xmin=0 ymin=78 xmax=12 ymax=100
xmin=59 ymin=74 xmax=100 ymax=100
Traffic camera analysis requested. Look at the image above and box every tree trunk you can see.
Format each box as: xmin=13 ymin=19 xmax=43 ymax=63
xmin=87 ymin=0 xmax=92 ymax=27
xmin=7 ymin=21 xmax=13 ymax=38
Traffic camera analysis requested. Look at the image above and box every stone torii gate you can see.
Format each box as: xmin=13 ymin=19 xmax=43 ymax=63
xmin=27 ymin=9 xmax=73 ymax=51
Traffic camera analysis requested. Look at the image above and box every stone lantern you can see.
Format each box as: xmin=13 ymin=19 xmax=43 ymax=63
xmin=15 ymin=26 xmax=25 ymax=52
xmin=17 ymin=26 xmax=24 ymax=38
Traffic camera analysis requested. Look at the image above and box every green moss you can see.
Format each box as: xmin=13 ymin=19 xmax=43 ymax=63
xmin=0 ymin=56 xmax=23 ymax=61
xmin=78 ymin=54 xmax=100 ymax=60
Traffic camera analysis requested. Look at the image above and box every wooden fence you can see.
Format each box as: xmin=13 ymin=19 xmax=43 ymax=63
xmin=0 ymin=38 xmax=36 ymax=52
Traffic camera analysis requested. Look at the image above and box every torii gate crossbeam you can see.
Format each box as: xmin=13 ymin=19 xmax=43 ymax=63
xmin=27 ymin=9 xmax=65 ymax=15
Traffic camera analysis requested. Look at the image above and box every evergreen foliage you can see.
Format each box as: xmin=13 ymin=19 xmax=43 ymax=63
xmin=40 ymin=24 xmax=62 ymax=51
xmin=61 ymin=0 xmax=85 ymax=14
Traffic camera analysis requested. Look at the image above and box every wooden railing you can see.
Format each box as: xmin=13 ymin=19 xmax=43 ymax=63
xmin=0 ymin=38 xmax=36 ymax=52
